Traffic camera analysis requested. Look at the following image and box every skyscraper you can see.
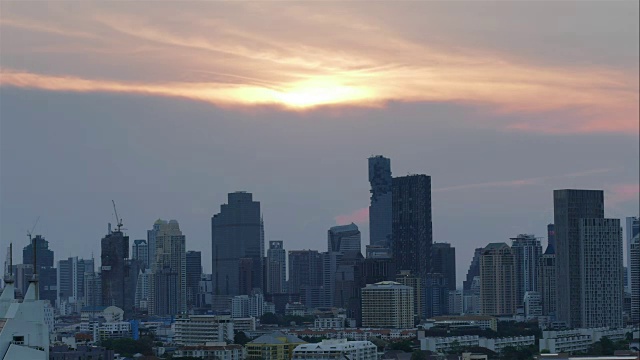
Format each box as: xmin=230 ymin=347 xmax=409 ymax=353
xmin=392 ymin=175 xmax=432 ymax=279
xmin=547 ymin=224 xmax=555 ymax=251
xmin=626 ymin=217 xmax=639 ymax=290
xmin=101 ymin=227 xmax=137 ymax=317
xmin=361 ymin=281 xmax=414 ymax=329
xmin=22 ymin=234 xmax=56 ymax=303
xmin=424 ymin=273 xmax=449 ymax=318
xmin=211 ymin=192 xmax=264 ymax=297
xmin=579 ymin=218 xmax=623 ymax=328
xmin=288 ymin=250 xmax=323 ymax=294
xmin=148 ymin=221 xmax=161 ymax=271
xmin=538 ymin=244 xmax=556 ymax=317
xmin=368 ymin=156 xmax=392 ymax=256
xmin=153 ymin=219 xmax=187 ymax=315
xmin=510 ymin=234 xmax=542 ymax=305
xmin=554 ymin=189 xmax=604 ymax=328
xmin=57 ymin=257 xmax=94 ymax=310
xmin=430 ymin=243 xmax=456 ymax=291
xmin=132 ymin=239 xmax=149 ymax=269
xmin=630 ymin=232 xmax=640 ymax=323
xmin=186 ymin=251 xmax=202 ymax=310
xmin=266 ymin=241 xmax=286 ymax=294
xmin=463 ymin=248 xmax=483 ymax=291
xmin=328 ymin=223 xmax=361 ymax=253
xmin=480 ymin=243 xmax=516 ymax=316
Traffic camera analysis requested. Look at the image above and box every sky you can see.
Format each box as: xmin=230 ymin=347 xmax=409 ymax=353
xmin=1 ymin=1 xmax=638 ymax=287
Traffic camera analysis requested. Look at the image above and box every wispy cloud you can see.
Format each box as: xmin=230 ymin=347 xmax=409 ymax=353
xmin=0 ymin=3 xmax=637 ymax=133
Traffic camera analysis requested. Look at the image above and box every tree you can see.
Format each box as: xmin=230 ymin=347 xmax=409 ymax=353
xmin=389 ymin=340 xmax=413 ymax=352
xmin=410 ymin=350 xmax=429 ymax=360
xmin=101 ymin=338 xmax=153 ymax=357
xmin=260 ymin=312 xmax=279 ymax=325
xmin=234 ymin=331 xmax=250 ymax=345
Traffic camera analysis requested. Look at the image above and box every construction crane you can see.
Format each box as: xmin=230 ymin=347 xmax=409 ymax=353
xmin=26 ymin=216 xmax=40 ymax=241
xmin=112 ymin=200 xmax=124 ymax=232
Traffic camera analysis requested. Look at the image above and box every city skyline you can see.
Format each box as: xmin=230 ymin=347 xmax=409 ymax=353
xmin=1 ymin=2 xmax=638 ymax=288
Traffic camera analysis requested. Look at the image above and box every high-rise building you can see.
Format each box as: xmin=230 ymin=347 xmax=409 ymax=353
xmin=547 ymin=224 xmax=555 ymax=252
xmin=132 ymin=239 xmax=149 ymax=269
xmin=463 ymin=248 xmax=483 ymax=292
xmin=147 ymin=220 xmax=161 ymax=271
xmin=288 ymin=250 xmax=323 ymax=295
xmin=626 ymin=217 xmax=639 ymax=290
xmin=211 ymin=192 xmax=264 ymax=297
xmin=392 ymin=175 xmax=432 ymax=279
xmin=424 ymin=273 xmax=449 ymax=318
xmin=153 ymin=219 xmax=187 ymax=315
xmin=554 ymin=189 xmax=604 ymax=328
xmin=430 ymin=243 xmax=456 ymax=291
xmin=361 ymin=281 xmax=414 ymax=329
xmin=22 ymin=235 xmax=54 ymax=268
xmin=396 ymin=270 xmax=422 ymax=319
xmin=328 ymin=223 xmax=361 ymax=253
xmin=238 ymin=257 xmax=256 ymax=295
xmin=84 ymin=271 xmax=102 ymax=307
xmin=57 ymin=257 xmax=94 ymax=310
xmin=186 ymin=251 xmax=202 ymax=310
xmin=101 ymin=227 xmax=137 ymax=317
xmin=510 ymin=234 xmax=542 ymax=305
xmin=334 ymin=251 xmax=365 ymax=323
xmin=630 ymin=232 xmax=640 ymax=323
xmin=22 ymin=234 xmax=56 ymax=304
xmin=150 ymin=266 xmax=179 ymax=316
xmin=579 ymin=218 xmax=623 ymax=328
xmin=368 ymin=156 xmax=392 ymax=252
xmin=538 ymin=244 xmax=556 ymax=317
xmin=480 ymin=243 xmax=516 ymax=316
xmin=266 ymin=241 xmax=286 ymax=294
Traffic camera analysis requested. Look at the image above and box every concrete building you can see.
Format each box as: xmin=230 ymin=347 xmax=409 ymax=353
xmin=134 ymin=268 xmax=152 ymax=310
xmin=554 ymin=189 xmax=604 ymax=328
xmin=396 ymin=270 xmax=423 ymax=319
xmin=524 ymin=291 xmax=542 ymax=320
xmin=463 ymin=248 xmax=483 ymax=292
xmin=246 ymin=331 xmax=306 ymax=360
xmin=424 ymin=273 xmax=449 ymax=318
xmin=174 ymin=343 xmax=245 ymax=360
xmin=448 ymin=290 xmax=463 ymax=315
xmin=392 ymin=175 xmax=432 ymax=279
xmin=480 ymin=243 xmax=516 ymax=316
xmin=292 ymin=339 xmax=378 ymax=360
xmin=368 ymin=155 xmax=393 ymax=253
xmin=186 ymin=250 xmax=202 ymax=310
xmin=132 ymin=239 xmax=149 ymax=269
xmin=510 ymin=234 xmax=542 ymax=305
xmin=231 ymin=292 xmax=268 ymax=318
xmin=420 ymin=335 xmax=534 ymax=354
xmin=50 ymin=345 xmax=114 ymax=360
xmin=361 ymin=281 xmax=414 ymax=329
xmin=83 ymin=271 xmax=102 ymax=307
xmin=267 ymin=241 xmax=287 ymax=294
xmin=57 ymin=257 xmax=94 ymax=313
xmin=314 ymin=317 xmax=346 ymax=330
xmin=431 ymin=243 xmax=456 ymax=291
xmin=579 ymin=218 xmax=623 ymax=328
xmin=626 ymin=216 xmax=639 ymax=290
xmin=153 ymin=219 xmax=187 ymax=315
xmin=212 ymin=192 xmax=264 ymax=297
xmin=538 ymin=243 xmax=556 ymax=317
xmin=174 ymin=315 xmax=234 ymax=346
xmin=101 ymin=227 xmax=138 ymax=318
xmin=288 ymin=250 xmax=323 ymax=295
xmin=630 ymin=232 xmax=640 ymax=323
xmin=328 ymin=223 xmax=361 ymax=254
xmin=539 ymin=327 xmax=634 ymax=354
xmin=232 ymin=317 xmax=257 ymax=332
xmin=424 ymin=315 xmax=497 ymax=331
xmin=22 ymin=235 xmax=56 ymax=304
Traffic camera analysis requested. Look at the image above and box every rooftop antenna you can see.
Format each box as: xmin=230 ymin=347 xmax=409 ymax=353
xmin=112 ymin=200 xmax=123 ymax=232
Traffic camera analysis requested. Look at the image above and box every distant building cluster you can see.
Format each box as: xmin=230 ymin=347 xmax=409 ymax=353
xmin=1 ymin=155 xmax=638 ymax=359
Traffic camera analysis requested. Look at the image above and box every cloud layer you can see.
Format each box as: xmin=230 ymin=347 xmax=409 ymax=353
xmin=1 ymin=2 xmax=638 ymax=134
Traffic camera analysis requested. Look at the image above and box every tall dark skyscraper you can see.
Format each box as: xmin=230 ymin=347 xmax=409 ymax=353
xmin=430 ymin=243 xmax=456 ymax=291
xmin=266 ymin=241 xmax=286 ymax=294
xmin=101 ymin=227 xmax=137 ymax=317
xmin=368 ymin=155 xmax=392 ymax=256
xmin=132 ymin=239 xmax=149 ymax=269
xmin=211 ymin=191 xmax=264 ymax=297
xmin=22 ymin=235 xmax=56 ymax=303
xmin=554 ymin=189 xmax=604 ymax=328
xmin=392 ymin=175 xmax=432 ymax=279
xmin=288 ymin=250 xmax=323 ymax=294
xmin=510 ymin=234 xmax=542 ymax=305
xmin=328 ymin=223 xmax=361 ymax=253
xmin=185 ymin=251 xmax=202 ymax=310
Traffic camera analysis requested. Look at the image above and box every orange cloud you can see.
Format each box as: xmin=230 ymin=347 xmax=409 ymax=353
xmin=0 ymin=3 xmax=638 ymax=134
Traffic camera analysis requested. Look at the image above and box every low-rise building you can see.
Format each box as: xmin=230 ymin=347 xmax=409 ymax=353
xmin=286 ymin=328 xmax=415 ymax=342
xmin=174 ymin=342 xmax=245 ymax=360
xmin=292 ymin=339 xmax=377 ymax=360
xmin=246 ymin=331 xmax=306 ymax=360
xmin=233 ymin=317 xmax=257 ymax=332
xmin=539 ymin=327 xmax=635 ymax=354
xmin=175 ymin=315 xmax=234 ymax=346
xmin=424 ymin=316 xmax=497 ymax=331
xmin=50 ymin=345 xmax=115 ymax=360
xmin=314 ymin=317 xmax=345 ymax=330
xmin=420 ymin=335 xmax=535 ymax=354
xmin=98 ymin=321 xmax=131 ymax=340
xmin=478 ymin=336 xmax=535 ymax=353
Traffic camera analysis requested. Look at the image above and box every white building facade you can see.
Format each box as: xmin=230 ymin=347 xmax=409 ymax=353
xmin=292 ymin=339 xmax=377 ymax=360
xmin=175 ymin=315 xmax=234 ymax=346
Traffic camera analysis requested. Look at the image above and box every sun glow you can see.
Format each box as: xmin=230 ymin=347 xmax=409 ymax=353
xmin=269 ymin=79 xmax=374 ymax=108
